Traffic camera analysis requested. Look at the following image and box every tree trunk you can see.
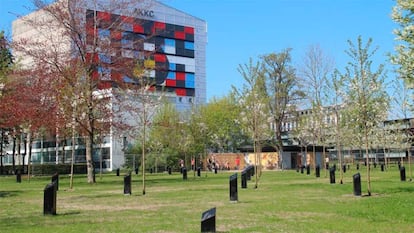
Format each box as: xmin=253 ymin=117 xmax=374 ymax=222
xmin=407 ymin=148 xmax=412 ymax=181
xmin=365 ymin=127 xmax=371 ymax=196
xmin=0 ymin=130 xmax=3 ymax=175
xmin=86 ymin=135 xmax=95 ymax=183
xmin=12 ymin=136 xmax=16 ymax=173
xmin=27 ymin=134 xmax=32 ymax=182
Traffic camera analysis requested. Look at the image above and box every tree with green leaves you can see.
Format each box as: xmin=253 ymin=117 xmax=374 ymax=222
xmin=261 ymin=49 xmax=305 ymax=169
xmin=196 ymin=95 xmax=246 ymax=153
xmin=147 ymin=101 xmax=181 ymax=169
xmin=340 ymin=36 xmax=389 ymax=196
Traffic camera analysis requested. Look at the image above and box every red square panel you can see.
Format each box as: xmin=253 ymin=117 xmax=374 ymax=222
xmin=154 ymin=22 xmax=166 ymax=29
xmin=97 ymin=11 xmax=111 ymax=21
xmin=133 ymin=24 xmax=144 ymax=33
xmin=154 ymin=54 xmax=166 ymax=62
xmin=166 ymin=79 xmax=176 ymax=87
xmin=175 ymin=88 xmax=186 ymax=96
xmin=184 ymin=26 xmax=194 ymax=34
xmin=176 ymin=72 xmax=185 ymax=81
xmin=174 ymin=31 xmax=185 ymax=40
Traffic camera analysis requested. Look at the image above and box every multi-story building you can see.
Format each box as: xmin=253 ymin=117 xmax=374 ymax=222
xmin=6 ymin=0 xmax=207 ymax=171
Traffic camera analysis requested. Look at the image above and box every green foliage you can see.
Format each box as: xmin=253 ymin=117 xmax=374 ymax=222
xmin=0 ymin=31 xmax=13 ymax=83
xmin=197 ymin=95 xmax=247 ymax=152
xmin=260 ymin=50 xmax=305 ymax=151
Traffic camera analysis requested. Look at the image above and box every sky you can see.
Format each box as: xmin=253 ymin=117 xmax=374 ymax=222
xmin=0 ymin=0 xmax=400 ymax=101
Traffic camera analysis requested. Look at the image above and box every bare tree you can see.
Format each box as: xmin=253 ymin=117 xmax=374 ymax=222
xmin=299 ymin=44 xmax=334 ymax=173
xmin=233 ymin=58 xmax=271 ymax=188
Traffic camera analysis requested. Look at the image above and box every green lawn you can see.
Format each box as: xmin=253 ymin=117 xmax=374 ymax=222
xmin=1 ymin=165 xmax=414 ymax=232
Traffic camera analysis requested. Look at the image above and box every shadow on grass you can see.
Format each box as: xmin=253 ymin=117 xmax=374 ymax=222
xmin=0 ymin=190 xmax=22 ymax=198
xmin=57 ymin=211 xmax=81 ymax=216
xmin=395 ymin=186 xmax=414 ymax=193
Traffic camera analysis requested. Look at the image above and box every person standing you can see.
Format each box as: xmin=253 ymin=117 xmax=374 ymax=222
xmin=235 ymin=156 xmax=241 ymax=170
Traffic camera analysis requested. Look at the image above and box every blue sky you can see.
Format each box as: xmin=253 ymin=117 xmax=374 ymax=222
xmin=1 ymin=0 xmax=399 ymax=101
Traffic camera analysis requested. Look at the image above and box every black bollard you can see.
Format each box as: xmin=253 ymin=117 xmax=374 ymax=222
xmin=51 ymin=173 xmax=59 ymax=191
xmin=229 ymin=173 xmax=238 ymax=202
xmin=124 ymin=173 xmax=132 ymax=195
xmin=400 ymin=166 xmax=406 ymax=181
xmin=43 ymin=181 xmax=57 ymax=215
xmin=343 ymin=164 xmax=347 ymax=173
xmin=182 ymin=167 xmax=187 ymax=180
xmin=329 ymin=167 xmax=335 ymax=184
xmin=246 ymin=167 xmax=252 ymax=180
xmin=201 ymin=207 xmax=216 ymax=233
xmin=116 ymin=168 xmax=120 ymax=176
xmin=353 ymin=173 xmax=361 ymax=196
xmin=381 ymin=164 xmax=384 ymax=172
xmin=241 ymin=169 xmax=247 ymax=189
xmin=16 ymin=172 xmax=21 ymax=183
xmin=315 ymin=165 xmax=320 ymax=178
xmin=306 ymin=165 xmax=310 ymax=175
xmin=197 ymin=167 xmax=201 ymax=177
xmin=135 ymin=168 xmax=139 ymax=175
xmin=168 ymin=166 xmax=172 ymax=175
xmin=251 ymin=165 xmax=255 ymax=177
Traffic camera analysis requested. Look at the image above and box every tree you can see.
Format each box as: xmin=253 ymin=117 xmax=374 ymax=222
xmin=299 ymin=44 xmax=334 ymax=172
xmin=0 ymin=31 xmax=14 ymax=174
xmin=148 ymin=101 xmax=182 ymax=170
xmin=260 ymin=50 xmax=305 ymax=169
xmin=327 ymin=71 xmax=346 ymax=182
xmin=391 ymin=0 xmax=414 ymax=89
xmin=12 ymin=0 xmax=157 ymax=184
xmin=391 ymin=1 xmax=414 ymax=179
xmin=389 ymin=79 xmax=413 ymax=180
xmin=340 ymin=36 xmax=389 ymax=196
xmin=116 ymin=62 xmax=164 ymax=195
xmin=197 ymin=95 xmax=246 ymax=153
xmin=233 ymin=57 xmax=271 ymax=188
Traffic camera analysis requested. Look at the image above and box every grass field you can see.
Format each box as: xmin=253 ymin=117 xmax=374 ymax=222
xmin=1 ymin=165 xmax=414 ymax=233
